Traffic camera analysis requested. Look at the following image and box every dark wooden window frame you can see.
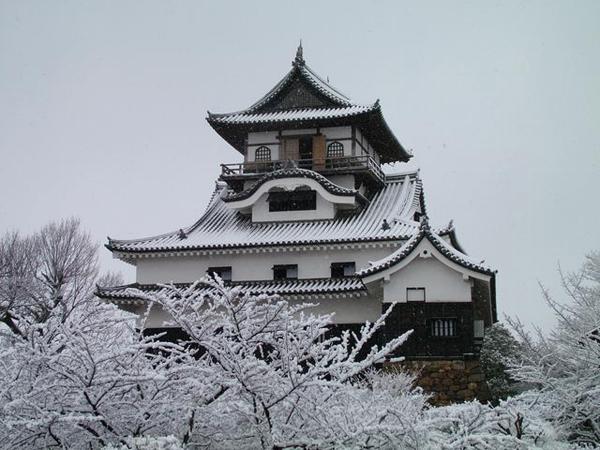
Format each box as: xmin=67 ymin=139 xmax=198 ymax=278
xmin=330 ymin=262 xmax=356 ymax=278
xmin=272 ymin=264 xmax=298 ymax=280
xmin=255 ymin=146 xmax=272 ymax=161
xmin=268 ymin=189 xmax=317 ymax=212
xmin=406 ymin=287 xmax=426 ymax=302
xmin=327 ymin=141 xmax=344 ymax=158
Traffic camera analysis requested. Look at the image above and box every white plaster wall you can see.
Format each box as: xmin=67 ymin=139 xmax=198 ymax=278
xmin=139 ymin=293 xmax=382 ymax=328
xmin=321 ymin=126 xmax=351 ymax=140
xmin=247 ymin=131 xmax=280 ymax=162
xmin=251 ymin=190 xmax=335 ymax=222
xmin=136 ymin=246 xmax=399 ymax=284
xmin=382 ymin=256 xmax=472 ymax=303
xmin=246 ymin=128 xmax=355 ymax=161
xmin=247 ymin=131 xmax=279 ymax=145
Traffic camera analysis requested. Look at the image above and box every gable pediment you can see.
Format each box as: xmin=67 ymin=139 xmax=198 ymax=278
xmin=258 ymin=76 xmax=338 ymax=112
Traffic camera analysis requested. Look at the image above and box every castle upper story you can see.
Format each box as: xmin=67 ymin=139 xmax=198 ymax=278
xmin=205 ymin=44 xmax=412 ymax=223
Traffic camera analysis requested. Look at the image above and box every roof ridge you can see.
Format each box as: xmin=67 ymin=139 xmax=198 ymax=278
xmin=299 ymin=63 xmax=353 ymax=105
xmin=107 ymin=183 xmax=224 ymax=247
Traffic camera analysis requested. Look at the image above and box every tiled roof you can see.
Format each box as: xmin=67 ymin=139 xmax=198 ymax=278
xmin=223 ymin=168 xmax=365 ymax=203
xmin=106 ymin=172 xmax=423 ymax=255
xmin=358 ymin=219 xmax=495 ymax=277
xmin=205 ymin=49 xmax=411 ymax=164
xmin=97 ymin=277 xmax=367 ymax=302
xmin=244 ymin=58 xmax=354 ymax=112
xmin=207 ymin=54 xmax=361 ymax=125
xmin=208 ymin=105 xmax=375 ymax=125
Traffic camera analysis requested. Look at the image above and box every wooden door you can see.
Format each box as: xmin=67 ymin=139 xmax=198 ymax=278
xmin=282 ymin=138 xmax=299 ymax=161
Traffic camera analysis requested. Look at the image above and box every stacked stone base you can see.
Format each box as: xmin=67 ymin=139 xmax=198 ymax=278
xmin=384 ymin=359 xmax=489 ymax=406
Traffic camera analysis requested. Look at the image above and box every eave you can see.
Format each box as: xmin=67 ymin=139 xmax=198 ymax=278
xmin=207 ymin=104 xmax=411 ymax=164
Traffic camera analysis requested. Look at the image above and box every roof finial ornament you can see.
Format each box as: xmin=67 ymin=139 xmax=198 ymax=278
xmin=420 ymin=215 xmax=431 ymax=232
xmin=294 ymin=40 xmax=305 ymax=66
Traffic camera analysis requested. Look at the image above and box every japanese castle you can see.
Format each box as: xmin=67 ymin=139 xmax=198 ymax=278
xmin=98 ymin=45 xmax=497 ymax=388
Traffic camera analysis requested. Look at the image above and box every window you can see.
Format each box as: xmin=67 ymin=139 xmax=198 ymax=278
xmin=331 ymin=262 xmax=356 ymax=278
xmin=273 ymin=264 xmax=298 ymax=280
xmin=207 ymin=266 xmax=232 ymax=282
xmin=406 ymin=287 xmax=426 ymax=302
xmin=428 ymin=318 xmax=458 ymax=337
xmin=255 ymin=146 xmax=271 ymax=161
xmin=299 ymin=136 xmax=313 ymax=161
xmin=327 ymin=141 xmax=344 ymax=158
xmin=268 ymin=189 xmax=316 ymax=212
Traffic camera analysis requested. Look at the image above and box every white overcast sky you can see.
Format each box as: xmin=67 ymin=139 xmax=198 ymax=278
xmin=1 ymin=1 xmax=599 ymax=330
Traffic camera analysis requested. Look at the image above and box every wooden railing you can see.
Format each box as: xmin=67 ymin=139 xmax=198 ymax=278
xmin=221 ymin=155 xmax=385 ymax=184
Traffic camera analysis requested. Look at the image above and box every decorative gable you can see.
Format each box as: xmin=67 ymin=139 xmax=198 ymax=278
xmin=259 ymin=77 xmax=335 ymax=111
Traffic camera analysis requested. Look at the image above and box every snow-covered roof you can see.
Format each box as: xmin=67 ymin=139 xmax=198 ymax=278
xmin=97 ymin=277 xmax=367 ymax=302
xmin=357 ymin=219 xmax=495 ymax=277
xmin=223 ymin=168 xmax=366 ymax=204
xmin=207 ymin=105 xmax=376 ymax=125
xmin=242 ymin=46 xmax=354 ymax=113
xmin=106 ymin=172 xmax=423 ymax=256
xmin=206 ymin=46 xmax=411 ymax=163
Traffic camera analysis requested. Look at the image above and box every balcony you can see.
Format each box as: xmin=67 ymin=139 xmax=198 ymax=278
xmin=220 ymin=155 xmax=385 ymax=186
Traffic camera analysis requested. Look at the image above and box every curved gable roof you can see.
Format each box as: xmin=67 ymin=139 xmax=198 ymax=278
xmin=358 ymin=218 xmax=495 ymax=278
xmin=222 ymin=168 xmax=366 ymax=204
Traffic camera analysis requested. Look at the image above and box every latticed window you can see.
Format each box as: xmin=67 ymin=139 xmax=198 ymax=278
xmin=268 ymin=188 xmax=316 ymax=212
xmin=327 ymin=141 xmax=344 ymax=158
xmin=428 ymin=318 xmax=458 ymax=337
xmin=255 ymin=146 xmax=271 ymax=161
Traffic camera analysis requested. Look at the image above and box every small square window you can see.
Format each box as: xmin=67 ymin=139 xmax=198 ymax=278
xmin=268 ymin=190 xmax=316 ymax=212
xmin=207 ymin=266 xmax=232 ymax=282
xmin=428 ymin=318 xmax=458 ymax=337
xmin=331 ymin=262 xmax=356 ymax=278
xmin=407 ymin=287 xmax=425 ymax=302
xmin=273 ymin=264 xmax=298 ymax=280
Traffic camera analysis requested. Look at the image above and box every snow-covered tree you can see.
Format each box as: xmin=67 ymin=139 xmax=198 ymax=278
xmin=480 ymin=322 xmax=522 ymax=402
xmin=3 ymin=218 xmax=594 ymax=449
xmin=508 ymin=251 xmax=600 ymax=445
xmin=0 ymin=219 xmax=191 ymax=448
xmin=134 ymin=278 xmax=423 ymax=449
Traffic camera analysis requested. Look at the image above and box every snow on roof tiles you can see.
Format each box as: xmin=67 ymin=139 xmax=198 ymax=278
xmin=223 ymin=168 xmax=364 ymax=203
xmin=97 ymin=277 xmax=366 ymax=302
xmin=357 ymin=219 xmax=494 ymax=277
xmin=107 ymin=172 xmax=422 ymax=254
xmin=208 ymin=105 xmax=375 ymax=125
xmin=242 ymin=61 xmax=355 ymax=114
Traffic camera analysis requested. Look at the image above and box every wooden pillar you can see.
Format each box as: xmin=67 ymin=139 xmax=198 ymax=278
xmin=312 ymin=133 xmax=326 ymax=170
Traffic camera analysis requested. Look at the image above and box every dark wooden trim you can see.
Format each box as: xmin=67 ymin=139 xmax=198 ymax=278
xmin=278 ymin=128 xmax=319 ymax=138
xmin=351 ymin=126 xmax=356 ymax=156
xmin=406 ymin=286 xmax=426 ymax=302
xmin=247 ymin=142 xmax=281 ymax=147
xmin=325 ymin=137 xmax=352 ymax=142
xmin=354 ymin=135 xmax=371 ymax=155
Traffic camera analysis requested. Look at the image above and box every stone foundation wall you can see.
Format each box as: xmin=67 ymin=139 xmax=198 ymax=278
xmin=384 ymin=359 xmax=489 ymax=406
